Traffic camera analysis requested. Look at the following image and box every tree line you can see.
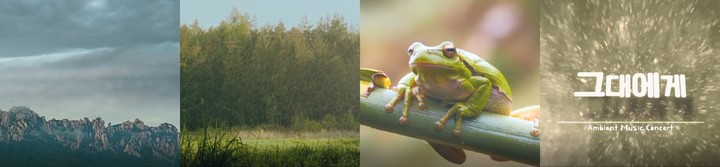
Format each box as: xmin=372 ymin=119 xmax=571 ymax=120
xmin=180 ymin=9 xmax=359 ymax=131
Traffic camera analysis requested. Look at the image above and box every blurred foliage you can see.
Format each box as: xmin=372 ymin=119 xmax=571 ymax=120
xmin=180 ymin=8 xmax=359 ymax=131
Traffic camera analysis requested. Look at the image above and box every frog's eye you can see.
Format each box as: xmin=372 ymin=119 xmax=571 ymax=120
xmin=443 ymin=43 xmax=457 ymax=59
xmin=408 ymin=42 xmax=422 ymax=56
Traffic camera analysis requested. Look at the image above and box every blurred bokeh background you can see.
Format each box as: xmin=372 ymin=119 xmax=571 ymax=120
xmin=360 ymin=0 xmax=538 ymax=166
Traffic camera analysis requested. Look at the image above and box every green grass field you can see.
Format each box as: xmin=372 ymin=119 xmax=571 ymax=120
xmin=181 ymin=129 xmax=359 ymax=167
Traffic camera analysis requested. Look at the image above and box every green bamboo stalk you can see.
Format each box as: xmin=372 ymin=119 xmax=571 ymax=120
xmin=360 ymin=88 xmax=539 ymax=166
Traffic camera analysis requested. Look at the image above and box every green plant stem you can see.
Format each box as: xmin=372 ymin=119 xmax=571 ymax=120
xmin=360 ymin=88 xmax=539 ymax=166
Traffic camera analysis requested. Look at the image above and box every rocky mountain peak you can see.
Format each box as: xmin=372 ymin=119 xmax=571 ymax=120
xmin=0 ymin=106 xmax=179 ymax=165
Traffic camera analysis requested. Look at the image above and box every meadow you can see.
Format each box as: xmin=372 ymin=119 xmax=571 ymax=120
xmin=181 ymin=128 xmax=359 ymax=167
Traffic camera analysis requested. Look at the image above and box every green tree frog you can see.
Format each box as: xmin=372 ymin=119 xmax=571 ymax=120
xmin=386 ymin=41 xmax=513 ymax=136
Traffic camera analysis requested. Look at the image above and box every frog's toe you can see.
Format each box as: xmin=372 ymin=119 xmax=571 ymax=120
xmin=418 ymin=103 xmax=426 ymax=110
xmin=399 ymin=116 xmax=409 ymax=125
xmin=435 ymin=121 xmax=444 ymax=130
xmin=385 ymin=104 xmax=394 ymax=112
xmin=452 ymin=129 xmax=461 ymax=137
xmin=531 ymin=128 xmax=540 ymax=137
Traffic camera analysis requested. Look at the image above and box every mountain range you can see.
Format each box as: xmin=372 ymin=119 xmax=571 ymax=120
xmin=0 ymin=106 xmax=179 ymax=167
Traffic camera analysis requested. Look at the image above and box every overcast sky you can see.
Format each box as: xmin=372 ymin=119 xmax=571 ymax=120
xmin=0 ymin=0 xmax=179 ymax=127
xmin=180 ymin=0 xmax=359 ymax=28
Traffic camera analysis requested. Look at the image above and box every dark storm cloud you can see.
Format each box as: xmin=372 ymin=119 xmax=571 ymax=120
xmin=0 ymin=0 xmax=179 ymax=57
xmin=0 ymin=0 xmax=179 ymax=126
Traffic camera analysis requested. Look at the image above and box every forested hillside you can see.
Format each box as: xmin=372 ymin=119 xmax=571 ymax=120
xmin=180 ymin=9 xmax=359 ymax=131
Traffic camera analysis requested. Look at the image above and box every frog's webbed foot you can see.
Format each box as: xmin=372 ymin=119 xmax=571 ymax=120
xmin=452 ymin=129 xmax=461 ymax=137
xmin=435 ymin=103 xmax=477 ymax=137
xmin=435 ymin=103 xmax=462 ymax=131
xmin=384 ymin=104 xmax=393 ymax=112
xmin=385 ymin=85 xmax=415 ymax=125
xmin=398 ymin=85 xmax=419 ymax=125
xmin=451 ymin=106 xmax=475 ymax=137
xmin=399 ymin=116 xmax=409 ymax=125
xmin=385 ymin=86 xmax=408 ymax=113
xmin=436 ymin=100 xmax=455 ymax=129
xmin=434 ymin=121 xmax=444 ymax=130
xmin=439 ymin=76 xmax=492 ymax=136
